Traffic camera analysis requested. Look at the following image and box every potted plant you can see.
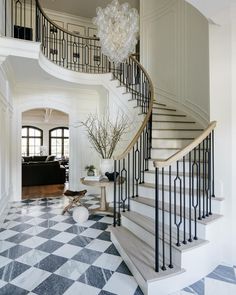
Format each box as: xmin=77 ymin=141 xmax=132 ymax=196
xmin=85 ymin=165 xmax=96 ymax=176
xmin=80 ymin=113 xmax=129 ymax=175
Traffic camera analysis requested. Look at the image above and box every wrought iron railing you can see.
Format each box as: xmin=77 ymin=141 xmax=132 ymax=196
xmin=153 ymin=122 xmax=216 ymax=271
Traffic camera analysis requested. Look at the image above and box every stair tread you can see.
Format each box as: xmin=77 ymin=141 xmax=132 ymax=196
xmin=153 ymin=107 xmax=177 ymax=112
xmin=145 ymin=170 xmax=209 ymax=179
xmin=110 ymin=226 xmax=184 ymax=281
xmin=131 ymin=196 xmax=223 ymax=225
xmin=152 ymin=128 xmax=203 ymax=131
xmin=153 ymin=120 xmax=196 ymax=124
xmin=152 ymin=113 xmax=187 ymax=117
xmin=122 ymin=211 xmax=209 ymax=252
xmin=152 ymin=138 xmax=195 ymax=140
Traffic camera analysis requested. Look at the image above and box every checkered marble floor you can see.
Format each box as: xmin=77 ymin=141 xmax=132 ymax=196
xmin=0 ymin=196 xmax=143 ymax=295
xmin=0 ymin=196 xmax=235 ymax=295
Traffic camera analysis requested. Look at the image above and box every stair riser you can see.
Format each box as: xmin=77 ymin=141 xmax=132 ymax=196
xmin=130 ymin=200 xmax=209 ymax=240
xmin=152 ymin=130 xmax=202 ymax=138
xmin=152 ymin=139 xmax=192 ymax=149
xmin=152 ymin=109 xmax=179 ymax=115
xmin=121 ymin=216 xmax=182 ymax=266
xmin=152 ymin=115 xmax=189 ymax=122
xmin=144 ymin=172 xmax=206 ymax=189
xmin=151 ymin=149 xmax=179 ymax=159
xmin=137 ymin=186 xmax=221 ymax=214
xmin=148 ymin=160 xmax=206 ymax=172
xmin=152 ymin=122 xmax=199 ymax=130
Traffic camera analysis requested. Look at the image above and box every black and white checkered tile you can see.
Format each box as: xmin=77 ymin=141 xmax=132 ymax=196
xmin=0 ymin=197 xmax=143 ymax=295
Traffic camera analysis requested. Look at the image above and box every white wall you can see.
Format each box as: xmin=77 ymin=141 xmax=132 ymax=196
xmin=185 ymin=0 xmax=236 ymax=266
xmin=140 ymin=0 xmax=210 ymax=125
xmin=0 ymin=61 xmax=13 ymax=223
xmin=45 ymin=8 xmax=97 ymax=37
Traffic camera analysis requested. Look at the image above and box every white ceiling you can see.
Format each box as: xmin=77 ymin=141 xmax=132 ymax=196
xmin=40 ymin=0 xmax=139 ymax=18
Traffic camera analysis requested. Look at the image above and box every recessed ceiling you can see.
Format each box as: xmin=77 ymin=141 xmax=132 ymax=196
xmin=22 ymin=108 xmax=69 ymax=125
xmin=40 ymin=0 xmax=139 ymax=19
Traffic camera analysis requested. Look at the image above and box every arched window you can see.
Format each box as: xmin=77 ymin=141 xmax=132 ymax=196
xmin=21 ymin=126 xmax=43 ymax=156
xmin=49 ymin=127 xmax=69 ymax=158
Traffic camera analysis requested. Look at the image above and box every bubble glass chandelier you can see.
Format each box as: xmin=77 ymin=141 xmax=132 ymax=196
xmin=93 ymin=0 xmax=139 ymax=64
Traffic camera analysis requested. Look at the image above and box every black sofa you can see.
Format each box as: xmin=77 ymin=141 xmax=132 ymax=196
xmin=22 ymin=160 xmax=66 ymax=186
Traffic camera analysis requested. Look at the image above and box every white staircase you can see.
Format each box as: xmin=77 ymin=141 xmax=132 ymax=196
xmin=110 ymin=101 xmax=223 ymax=295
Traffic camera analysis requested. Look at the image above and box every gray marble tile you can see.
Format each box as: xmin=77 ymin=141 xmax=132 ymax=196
xmin=33 ymin=274 xmax=73 ymax=295
xmin=207 ymin=265 xmax=236 ymax=285
xmin=78 ymin=265 xmax=113 ymax=289
xmin=0 ymin=283 xmax=28 ymax=295
xmin=36 ymin=240 xmax=64 ymax=253
xmin=72 ymin=248 xmax=101 ymax=264
xmin=0 ymin=245 xmax=31 ymax=259
xmin=36 ymin=254 xmax=67 ymax=273
xmin=184 ymin=279 xmax=205 ymax=295
xmin=0 ymin=261 xmax=30 ymax=282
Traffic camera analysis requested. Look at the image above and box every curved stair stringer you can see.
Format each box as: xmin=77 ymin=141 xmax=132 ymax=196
xmin=38 ymin=51 xmax=145 ymax=150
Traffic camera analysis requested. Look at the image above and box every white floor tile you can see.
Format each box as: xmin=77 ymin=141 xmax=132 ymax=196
xmin=0 ymin=240 xmax=16 ymax=252
xmin=16 ymin=249 xmax=49 ymax=266
xmin=0 ymin=256 xmax=12 ymax=268
xmin=64 ymin=282 xmax=100 ymax=295
xmin=11 ymin=267 xmax=51 ymax=291
xmin=53 ymin=244 xmax=82 ymax=259
xmin=103 ymin=272 xmax=138 ymax=295
xmin=86 ymin=239 xmax=112 ymax=252
xmin=55 ymin=260 xmax=90 ymax=281
xmin=205 ymin=277 xmax=236 ymax=295
xmin=98 ymin=216 xmax=113 ymax=224
xmin=0 ymin=230 xmax=18 ymax=240
xmin=93 ymin=253 xmax=122 ymax=271
xmin=52 ymin=232 xmax=76 ymax=243
xmin=20 ymin=236 xmax=47 ymax=248
xmin=0 ymin=280 xmax=7 ymax=288
xmin=50 ymin=222 xmax=72 ymax=232
xmin=23 ymin=226 xmax=46 ymax=236
xmin=81 ymin=228 xmax=103 ymax=238
xmin=26 ymin=218 xmax=45 ymax=225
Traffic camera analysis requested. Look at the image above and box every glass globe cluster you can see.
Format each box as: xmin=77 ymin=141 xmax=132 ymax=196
xmin=93 ymin=0 xmax=139 ymax=64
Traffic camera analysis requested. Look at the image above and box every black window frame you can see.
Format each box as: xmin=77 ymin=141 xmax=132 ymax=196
xmin=21 ymin=126 xmax=43 ymax=156
xmin=49 ymin=127 xmax=69 ymax=158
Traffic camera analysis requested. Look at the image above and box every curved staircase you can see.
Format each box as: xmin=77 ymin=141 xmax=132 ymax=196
xmin=1 ymin=1 xmax=223 ymax=294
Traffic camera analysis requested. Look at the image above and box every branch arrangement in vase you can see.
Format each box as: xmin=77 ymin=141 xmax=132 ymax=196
xmin=80 ymin=113 xmax=129 ymax=159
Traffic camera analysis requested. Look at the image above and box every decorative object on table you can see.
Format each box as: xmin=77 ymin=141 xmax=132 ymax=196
xmin=93 ymin=0 xmax=139 ymax=64
xmin=62 ymin=189 xmax=87 ymax=215
xmin=80 ymin=113 xmax=129 ymax=176
xmin=84 ymin=175 xmax=103 ymax=181
xmin=85 ymin=165 xmax=96 ymax=176
xmin=105 ymin=171 xmax=119 ymax=181
xmin=72 ymin=206 xmax=89 ymax=223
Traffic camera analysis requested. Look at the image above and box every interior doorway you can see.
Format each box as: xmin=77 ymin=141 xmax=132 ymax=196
xmin=21 ymin=108 xmax=69 ymax=199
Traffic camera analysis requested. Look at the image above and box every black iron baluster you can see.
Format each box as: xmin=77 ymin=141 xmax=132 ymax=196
xmin=155 ymin=167 xmax=160 ymax=272
xmin=208 ymin=133 xmax=212 ymax=215
xmin=188 ymin=151 xmax=192 ymax=242
xmin=205 ymin=136 xmax=209 ymax=217
xmin=192 ymin=148 xmax=199 ymax=240
xmin=198 ymin=143 xmax=202 ymax=220
xmin=118 ymin=160 xmax=121 ymax=226
xmin=174 ymin=161 xmax=182 ymax=247
xmin=183 ymin=156 xmax=187 ymax=244
xmin=161 ymin=167 xmax=166 ymax=270
xmin=169 ymin=165 xmax=173 ymax=268
xmin=202 ymin=139 xmax=206 ymax=218
xmin=113 ymin=160 xmax=117 ymax=227
xmin=211 ymin=130 xmax=215 ymax=200
xmin=128 ymin=153 xmax=130 ymax=211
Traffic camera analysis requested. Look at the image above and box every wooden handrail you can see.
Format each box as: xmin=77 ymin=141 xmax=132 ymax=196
xmin=154 ymin=121 xmax=217 ymax=168
xmin=113 ymin=55 xmax=155 ymax=161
